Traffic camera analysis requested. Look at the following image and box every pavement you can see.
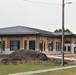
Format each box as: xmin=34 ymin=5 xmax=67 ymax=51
xmin=8 ymin=65 xmax=76 ymax=75
xmin=46 ymin=55 xmax=76 ymax=61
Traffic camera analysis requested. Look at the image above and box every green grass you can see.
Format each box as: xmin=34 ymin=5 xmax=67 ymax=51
xmin=0 ymin=63 xmax=58 ymax=75
xmin=33 ymin=67 xmax=76 ymax=75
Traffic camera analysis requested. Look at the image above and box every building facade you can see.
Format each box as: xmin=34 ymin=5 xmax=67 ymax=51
xmin=0 ymin=26 xmax=76 ymax=55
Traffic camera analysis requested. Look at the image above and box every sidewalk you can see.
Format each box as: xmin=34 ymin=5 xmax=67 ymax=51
xmin=46 ymin=55 xmax=76 ymax=61
xmin=8 ymin=65 xmax=76 ymax=75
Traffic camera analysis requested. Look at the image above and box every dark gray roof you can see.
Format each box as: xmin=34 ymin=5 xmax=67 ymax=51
xmin=54 ymin=32 xmax=75 ymax=37
xmin=0 ymin=26 xmax=55 ymax=37
xmin=24 ymin=26 xmax=55 ymax=37
xmin=0 ymin=26 xmax=39 ymax=35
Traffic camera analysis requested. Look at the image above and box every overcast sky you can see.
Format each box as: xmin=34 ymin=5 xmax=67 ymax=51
xmin=0 ymin=0 xmax=76 ymax=33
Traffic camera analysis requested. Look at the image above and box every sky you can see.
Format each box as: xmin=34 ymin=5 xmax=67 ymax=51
xmin=0 ymin=0 xmax=76 ymax=33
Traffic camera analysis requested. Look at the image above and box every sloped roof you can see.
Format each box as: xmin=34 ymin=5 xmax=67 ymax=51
xmin=54 ymin=32 xmax=75 ymax=37
xmin=0 ymin=26 xmax=55 ymax=37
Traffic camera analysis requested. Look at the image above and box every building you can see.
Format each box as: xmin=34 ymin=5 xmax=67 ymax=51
xmin=54 ymin=33 xmax=76 ymax=54
xmin=0 ymin=26 xmax=76 ymax=55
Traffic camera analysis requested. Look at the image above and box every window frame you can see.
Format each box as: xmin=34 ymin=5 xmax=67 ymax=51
xmin=24 ymin=40 xmax=27 ymax=49
xmin=10 ymin=40 xmax=20 ymax=51
xmin=29 ymin=40 xmax=35 ymax=50
xmin=48 ymin=41 xmax=53 ymax=51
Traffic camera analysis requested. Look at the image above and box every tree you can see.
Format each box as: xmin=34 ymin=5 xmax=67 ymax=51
xmin=54 ymin=28 xmax=72 ymax=33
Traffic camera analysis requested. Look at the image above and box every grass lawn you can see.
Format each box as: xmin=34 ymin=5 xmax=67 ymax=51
xmin=0 ymin=63 xmax=58 ymax=75
xmin=33 ymin=67 xmax=76 ymax=75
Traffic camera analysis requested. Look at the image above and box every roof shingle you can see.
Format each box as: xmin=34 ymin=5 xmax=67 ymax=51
xmin=0 ymin=26 xmax=55 ymax=37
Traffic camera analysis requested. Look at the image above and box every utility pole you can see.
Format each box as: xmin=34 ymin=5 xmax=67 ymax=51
xmin=61 ymin=0 xmax=72 ymax=66
xmin=62 ymin=0 xmax=64 ymax=66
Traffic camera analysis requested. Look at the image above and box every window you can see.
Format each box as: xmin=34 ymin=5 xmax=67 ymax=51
xmin=39 ymin=41 xmax=46 ymax=51
xmin=0 ymin=41 xmax=5 ymax=51
xmin=29 ymin=40 xmax=35 ymax=50
xmin=44 ymin=41 xmax=45 ymax=51
xmin=68 ymin=46 xmax=71 ymax=51
xmin=2 ymin=41 xmax=5 ymax=51
xmin=24 ymin=40 xmax=27 ymax=49
xmin=39 ymin=40 xmax=43 ymax=51
xmin=74 ymin=47 xmax=76 ymax=53
xmin=65 ymin=41 xmax=70 ymax=43
xmin=48 ymin=42 xmax=53 ymax=51
xmin=0 ymin=42 xmax=1 ymax=48
xmin=64 ymin=46 xmax=66 ymax=51
xmin=10 ymin=40 xmax=20 ymax=51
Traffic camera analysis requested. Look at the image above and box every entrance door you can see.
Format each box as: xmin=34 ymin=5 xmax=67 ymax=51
xmin=29 ymin=40 xmax=35 ymax=50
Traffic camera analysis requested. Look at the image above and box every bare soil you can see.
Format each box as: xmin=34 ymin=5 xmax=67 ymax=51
xmin=1 ymin=49 xmax=49 ymax=64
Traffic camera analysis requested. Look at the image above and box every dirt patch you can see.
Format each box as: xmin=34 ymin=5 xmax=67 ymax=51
xmin=1 ymin=49 xmax=49 ymax=64
xmin=1 ymin=50 xmax=75 ymax=65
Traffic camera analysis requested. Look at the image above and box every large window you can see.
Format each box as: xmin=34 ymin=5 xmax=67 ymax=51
xmin=29 ymin=40 xmax=35 ymax=50
xmin=10 ymin=40 xmax=20 ymax=51
xmin=39 ymin=40 xmax=46 ymax=51
xmin=64 ymin=46 xmax=66 ymax=51
xmin=0 ymin=41 xmax=5 ymax=51
xmin=39 ymin=40 xmax=43 ymax=51
xmin=68 ymin=46 xmax=71 ymax=51
xmin=65 ymin=41 xmax=70 ymax=43
xmin=48 ymin=42 xmax=53 ymax=51
xmin=2 ymin=41 xmax=5 ymax=51
xmin=74 ymin=47 xmax=76 ymax=53
xmin=44 ymin=41 xmax=45 ymax=51
xmin=24 ymin=40 xmax=27 ymax=49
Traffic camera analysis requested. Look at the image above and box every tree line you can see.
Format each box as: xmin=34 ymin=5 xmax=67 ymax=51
xmin=54 ymin=29 xmax=72 ymax=33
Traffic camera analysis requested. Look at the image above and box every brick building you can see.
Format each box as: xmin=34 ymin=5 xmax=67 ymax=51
xmin=0 ymin=26 xmax=76 ymax=55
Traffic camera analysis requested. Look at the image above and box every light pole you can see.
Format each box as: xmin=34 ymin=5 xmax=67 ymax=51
xmin=62 ymin=0 xmax=72 ymax=66
xmin=62 ymin=0 xmax=64 ymax=66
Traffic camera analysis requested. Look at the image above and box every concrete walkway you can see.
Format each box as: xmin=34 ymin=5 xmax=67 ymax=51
xmin=8 ymin=65 xmax=76 ymax=75
xmin=46 ymin=55 xmax=76 ymax=61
